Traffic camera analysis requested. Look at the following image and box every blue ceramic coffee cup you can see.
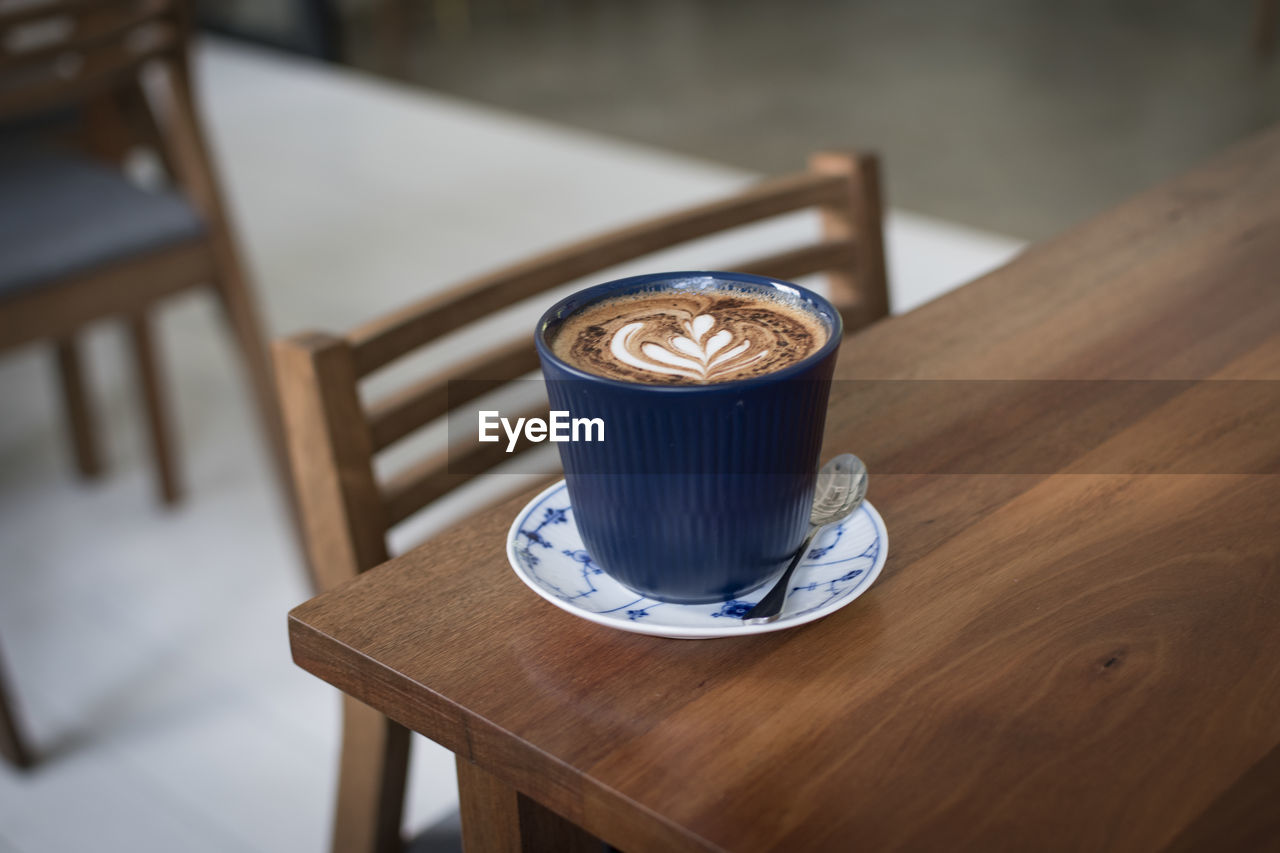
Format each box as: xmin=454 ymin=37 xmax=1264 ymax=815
xmin=535 ymin=271 xmax=843 ymax=604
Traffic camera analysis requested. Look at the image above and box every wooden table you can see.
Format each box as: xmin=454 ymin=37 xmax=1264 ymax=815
xmin=288 ymin=126 xmax=1280 ymax=851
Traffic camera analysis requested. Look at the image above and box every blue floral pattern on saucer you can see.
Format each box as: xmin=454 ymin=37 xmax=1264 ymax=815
xmin=506 ymin=480 xmax=889 ymax=639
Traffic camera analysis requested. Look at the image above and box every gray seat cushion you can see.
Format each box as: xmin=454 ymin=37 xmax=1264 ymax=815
xmin=0 ymin=141 xmax=207 ymax=298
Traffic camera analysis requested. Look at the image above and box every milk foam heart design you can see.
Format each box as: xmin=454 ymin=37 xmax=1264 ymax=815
xmin=549 ymin=286 xmax=829 ymax=385
xmin=610 ymin=313 xmax=767 ymax=381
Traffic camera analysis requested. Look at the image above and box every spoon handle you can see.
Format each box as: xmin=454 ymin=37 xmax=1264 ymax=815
xmin=742 ymin=524 xmax=823 ymax=625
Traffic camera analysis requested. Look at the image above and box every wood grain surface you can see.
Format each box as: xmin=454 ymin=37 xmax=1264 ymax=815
xmin=289 ymin=125 xmax=1280 ymax=852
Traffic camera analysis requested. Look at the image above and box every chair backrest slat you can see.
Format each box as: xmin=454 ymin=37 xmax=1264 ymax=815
xmin=0 ymin=0 xmax=134 ymax=30
xmin=0 ymin=2 xmax=168 ymax=70
xmin=733 ymin=238 xmax=857 ymax=289
xmin=381 ymin=403 xmax=551 ymax=527
xmin=346 ymin=171 xmax=848 ymax=378
xmin=0 ymin=0 xmax=180 ymax=120
xmin=365 ymin=336 xmax=540 ymax=452
xmin=275 ymin=152 xmax=889 ymax=590
xmin=362 ymin=238 xmax=857 ymax=455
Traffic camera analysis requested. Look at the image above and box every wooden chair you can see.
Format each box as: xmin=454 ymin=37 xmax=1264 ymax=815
xmin=274 ymin=150 xmax=888 ymax=853
xmin=0 ymin=0 xmax=294 ymax=765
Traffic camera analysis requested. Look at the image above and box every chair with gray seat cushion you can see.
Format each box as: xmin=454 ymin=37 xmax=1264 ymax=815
xmin=0 ymin=141 xmax=206 ymax=297
xmin=0 ymin=0 xmax=296 ymax=768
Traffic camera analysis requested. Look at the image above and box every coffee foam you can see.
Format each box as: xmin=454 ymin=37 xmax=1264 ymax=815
xmin=550 ymin=286 xmax=828 ymax=385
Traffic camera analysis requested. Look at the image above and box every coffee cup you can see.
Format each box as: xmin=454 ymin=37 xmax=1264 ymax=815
xmin=535 ymin=271 xmax=843 ymax=604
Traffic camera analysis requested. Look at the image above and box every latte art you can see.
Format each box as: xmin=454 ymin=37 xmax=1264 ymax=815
xmin=552 ymin=288 xmax=827 ymax=385
xmin=612 ymin=313 xmax=767 ymax=381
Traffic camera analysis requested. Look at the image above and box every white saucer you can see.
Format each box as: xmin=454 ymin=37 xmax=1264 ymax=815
xmin=505 ymin=480 xmax=888 ymax=639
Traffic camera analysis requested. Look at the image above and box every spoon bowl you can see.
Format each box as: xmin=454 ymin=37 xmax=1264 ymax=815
xmin=742 ymin=453 xmax=868 ymax=624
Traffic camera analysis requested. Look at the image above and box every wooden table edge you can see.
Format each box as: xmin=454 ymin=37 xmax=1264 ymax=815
xmin=287 ymin=608 xmax=727 ymax=853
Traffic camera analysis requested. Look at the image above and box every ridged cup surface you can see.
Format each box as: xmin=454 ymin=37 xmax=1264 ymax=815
xmin=536 ymin=272 xmax=843 ymax=604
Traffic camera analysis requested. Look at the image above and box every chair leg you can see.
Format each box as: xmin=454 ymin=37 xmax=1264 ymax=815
xmin=54 ymin=338 xmax=103 ymax=479
xmin=0 ymin=638 xmax=34 ymax=769
xmin=208 ymin=244 xmax=306 ymax=554
xmin=158 ymin=68 xmax=305 ymax=557
xmin=126 ymin=313 xmax=182 ymax=506
xmin=333 ymin=695 xmax=411 ymax=853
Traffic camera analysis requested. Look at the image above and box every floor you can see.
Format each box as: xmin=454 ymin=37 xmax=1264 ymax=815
xmin=341 ymin=0 xmax=1280 ymax=240
xmin=0 ymin=40 xmax=1021 ymax=853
